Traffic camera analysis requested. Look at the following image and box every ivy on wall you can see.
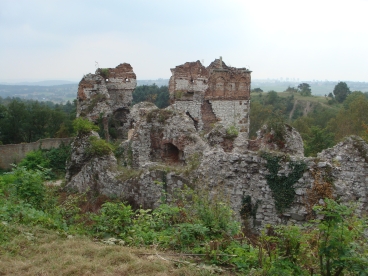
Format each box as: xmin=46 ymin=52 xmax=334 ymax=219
xmin=261 ymin=152 xmax=307 ymax=213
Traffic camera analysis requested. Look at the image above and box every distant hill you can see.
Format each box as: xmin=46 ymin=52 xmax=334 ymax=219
xmin=0 ymin=84 xmax=78 ymax=102
xmin=2 ymin=78 xmax=367 ymax=103
xmin=0 ymin=80 xmax=78 ymax=86
xmin=252 ymin=80 xmax=368 ymax=96
xmin=137 ymin=79 xmax=169 ymax=87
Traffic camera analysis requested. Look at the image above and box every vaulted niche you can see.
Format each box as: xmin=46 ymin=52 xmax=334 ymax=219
xmin=161 ymin=143 xmax=183 ymax=164
xmin=110 ymin=107 xmax=130 ymax=140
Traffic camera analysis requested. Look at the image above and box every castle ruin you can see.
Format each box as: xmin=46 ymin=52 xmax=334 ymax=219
xmin=169 ymin=58 xmax=251 ymax=136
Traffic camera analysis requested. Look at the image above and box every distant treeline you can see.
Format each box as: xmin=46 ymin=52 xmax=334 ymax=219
xmin=132 ymin=84 xmax=169 ymax=108
xmin=0 ymin=97 xmax=76 ymax=145
xmin=250 ymin=84 xmax=368 ymax=156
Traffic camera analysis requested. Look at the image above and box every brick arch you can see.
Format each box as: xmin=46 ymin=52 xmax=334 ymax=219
xmin=214 ymin=77 xmax=226 ymax=97
xmin=237 ymin=77 xmax=248 ymax=96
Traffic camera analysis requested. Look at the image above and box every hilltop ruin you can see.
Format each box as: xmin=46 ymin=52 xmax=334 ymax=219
xmin=65 ymin=59 xmax=368 ymax=230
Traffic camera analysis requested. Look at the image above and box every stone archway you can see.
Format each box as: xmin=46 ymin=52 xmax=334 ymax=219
xmin=161 ymin=143 xmax=182 ymax=164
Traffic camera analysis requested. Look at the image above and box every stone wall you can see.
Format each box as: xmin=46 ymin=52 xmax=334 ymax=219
xmin=0 ymin=138 xmax=73 ymax=170
xmin=210 ymin=100 xmax=250 ymax=134
xmin=168 ymin=59 xmax=251 ymax=136
xmin=128 ymin=136 xmax=367 ymax=230
xmin=77 ymin=63 xmax=137 ymax=141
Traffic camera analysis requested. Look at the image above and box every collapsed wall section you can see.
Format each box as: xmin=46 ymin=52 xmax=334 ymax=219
xmin=210 ymin=100 xmax=249 ymax=133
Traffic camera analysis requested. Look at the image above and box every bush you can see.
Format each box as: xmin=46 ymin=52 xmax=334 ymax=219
xmin=44 ymin=143 xmax=71 ymax=172
xmin=86 ymin=136 xmax=113 ymax=157
xmin=12 ymin=166 xmax=47 ymax=210
xmin=73 ymin=117 xmax=99 ymax=135
xmin=18 ymin=150 xmax=49 ymax=171
xmin=91 ymin=202 xmax=133 ymax=238
xmin=225 ymin=125 xmax=239 ymax=139
xmin=17 ymin=144 xmax=71 ymax=177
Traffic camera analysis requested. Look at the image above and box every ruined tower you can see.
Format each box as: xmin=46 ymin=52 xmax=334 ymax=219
xmin=169 ymin=58 xmax=251 ymax=136
xmin=77 ymin=63 xmax=137 ymax=140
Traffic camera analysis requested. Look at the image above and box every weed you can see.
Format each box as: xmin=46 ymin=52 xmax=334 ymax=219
xmin=225 ymin=125 xmax=239 ymax=139
xmin=98 ymin=68 xmax=110 ymax=79
xmin=116 ymin=166 xmax=143 ymax=181
xmin=73 ymin=117 xmax=99 ymax=135
xmin=86 ymin=136 xmax=113 ymax=157
xmin=146 ymin=109 xmax=173 ymax=123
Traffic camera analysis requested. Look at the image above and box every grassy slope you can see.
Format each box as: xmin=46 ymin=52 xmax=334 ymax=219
xmin=251 ymin=91 xmax=342 ymax=117
xmin=0 ymin=224 xmax=231 ymax=276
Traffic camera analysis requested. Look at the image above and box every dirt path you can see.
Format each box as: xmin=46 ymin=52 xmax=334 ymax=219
xmin=289 ymin=99 xmax=298 ymax=119
xmin=303 ymin=101 xmax=312 ymax=116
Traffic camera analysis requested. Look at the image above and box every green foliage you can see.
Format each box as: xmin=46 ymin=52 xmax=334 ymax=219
xmin=86 ymin=136 xmax=113 ymax=157
xmin=12 ymin=166 xmax=48 ymax=210
xmin=116 ymin=166 xmax=143 ymax=181
xmin=333 ymin=81 xmax=351 ymax=103
xmin=285 ymin=86 xmax=298 ymax=93
xmin=304 ymin=126 xmax=334 ymax=157
xmin=327 ymin=94 xmax=368 ymax=142
xmin=146 ymin=109 xmax=173 ymax=123
xmin=249 ymin=101 xmax=273 ymax=139
xmin=72 ymin=117 xmax=99 ymax=135
xmin=91 ymin=202 xmax=133 ymax=238
xmin=17 ymin=145 xmax=71 ymax=177
xmin=44 ymin=143 xmax=71 ymax=172
xmin=99 ymin=68 xmax=110 ymax=79
xmin=86 ymin=94 xmax=107 ymax=113
xmin=132 ymin=84 xmax=169 ymax=108
xmin=0 ymin=98 xmax=75 ymax=144
xmin=0 ymin=158 xmax=367 ymax=275
xmin=343 ymin=91 xmax=364 ymax=109
xmin=261 ymin=153 xmax=307 ymax=213
xmin=252 ymin=87 xmax=263 ymax=93
xmin=225 ymin=125 xmax=239 ymax=139
xmin=313 ymin=199 xmax=368 ymax=275
xmin=298 ymin=83 xmax=312 ymax=96
xmin=267 ymin=111 xmax=287 ymax=148
xmin=18 ymin=150 xmax=50 ymax=170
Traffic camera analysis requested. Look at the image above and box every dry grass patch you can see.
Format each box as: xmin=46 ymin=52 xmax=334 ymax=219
xmin=0 ymin=224 xmax=231 ymax=276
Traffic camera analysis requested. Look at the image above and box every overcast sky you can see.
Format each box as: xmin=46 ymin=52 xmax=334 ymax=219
xmin=1 ymin=0 xmax=367 ymax=82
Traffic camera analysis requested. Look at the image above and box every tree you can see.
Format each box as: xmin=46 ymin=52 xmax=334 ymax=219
xmin=249 ymin=101 xmax=273 ymax=138
xmin=297 ymin=83 xmax=311 ymax=96
xmin=342 ymin=91 xmax=363 ymax=109
xmin=252 ymin=88 xmax=263 ymax=93
xmin=285 ymin=86 xmax=298 ymax=93
xmin=333 ymin=82 xmax=350 ymax=103
xmin=327 ymin=94 xmax=368 ymax=141
xmin=304 ymin=126 xmax=334 ymax=156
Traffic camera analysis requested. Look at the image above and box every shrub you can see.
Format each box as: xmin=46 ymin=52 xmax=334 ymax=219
xmin=44 ymin=143 xmax=71 ymax=172
xmin=18 ymin=150 xmax=49 ymax=171
xmin=86 ymin=136 xmax=112 ymax=157
xmin=17 ymin=144 xmax=71 ymax=178
xmin=12 ymin=166 xmax=48 ymax=210
xmin=73 ymin=117 xmax=99 ymax=135
xmin=91 ymin=202 xmax=133 ymax=238
xmin=225 ymin=125 xmax=239 ymax=139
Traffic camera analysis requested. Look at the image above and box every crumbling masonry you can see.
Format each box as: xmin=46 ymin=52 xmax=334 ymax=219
xmin=169 ymin=58 xmax=251 ymax=136
xmin=65 ymin=59 xmax=368 ymax=231
xmin=77 ymin=63 xmax=137 ymax=140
